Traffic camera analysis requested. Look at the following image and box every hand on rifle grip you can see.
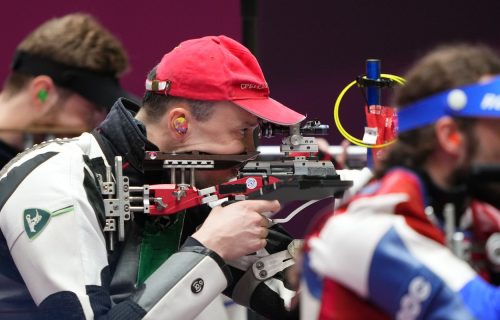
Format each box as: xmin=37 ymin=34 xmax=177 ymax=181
xmin=192 ymin=200 xmax=281 ymax=261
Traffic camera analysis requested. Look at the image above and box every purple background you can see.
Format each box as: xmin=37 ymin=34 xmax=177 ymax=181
xmin=3 ymin=1 xmax=500 ymax=237
xmin=3 ymin=0 xmax=500 ymax=145
xmin=258 ymin=0 xmax=500 ymax=145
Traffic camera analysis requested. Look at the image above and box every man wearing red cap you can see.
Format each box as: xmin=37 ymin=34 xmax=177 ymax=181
xmin=0 ymin=35 xmax=304 ymax=319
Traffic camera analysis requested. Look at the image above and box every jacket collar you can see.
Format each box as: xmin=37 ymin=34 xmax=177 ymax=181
xmin=96 ymin=98 xmax=158 ymax=173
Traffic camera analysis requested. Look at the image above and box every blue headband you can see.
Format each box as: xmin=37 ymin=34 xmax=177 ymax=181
xmin=398 ymin=75 xmax=500 ymax=133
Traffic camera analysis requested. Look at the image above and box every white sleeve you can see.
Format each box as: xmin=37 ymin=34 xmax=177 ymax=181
xmin=0 ymin=147 xmax=108 ymax=319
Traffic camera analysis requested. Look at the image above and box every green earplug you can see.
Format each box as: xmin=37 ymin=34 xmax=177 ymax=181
xmin=37 ymin=89 xmax=48 ymax=102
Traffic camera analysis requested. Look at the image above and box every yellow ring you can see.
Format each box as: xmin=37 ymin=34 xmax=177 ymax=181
xmin=333 ymin=74 xmax=406 ymax=148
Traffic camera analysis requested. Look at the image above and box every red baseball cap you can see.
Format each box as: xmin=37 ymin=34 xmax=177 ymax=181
xmin=145 ymin=35 xmax=305 ymax=125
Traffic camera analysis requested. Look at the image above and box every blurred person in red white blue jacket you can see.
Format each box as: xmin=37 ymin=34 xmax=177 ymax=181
xmin=302 ymin=43 xmax=500 ymax=320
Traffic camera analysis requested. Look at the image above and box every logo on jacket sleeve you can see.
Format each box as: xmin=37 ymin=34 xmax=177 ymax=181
xmin=191 ymin=278 xmax=204 ymax=293
xmin=23 ymin=205 xmax=74 ymax=240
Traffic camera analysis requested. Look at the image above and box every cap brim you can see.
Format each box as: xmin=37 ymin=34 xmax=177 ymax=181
xmin=234 ymin=97 xmax=306 ymax=125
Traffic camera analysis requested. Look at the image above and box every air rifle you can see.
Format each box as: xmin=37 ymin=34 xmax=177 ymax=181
xmin=97 ymin=119 xmax=353 ymax=250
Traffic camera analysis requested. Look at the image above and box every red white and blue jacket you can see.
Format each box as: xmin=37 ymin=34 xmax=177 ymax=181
xmin=302 ymin=168 xmax=500 ymax=319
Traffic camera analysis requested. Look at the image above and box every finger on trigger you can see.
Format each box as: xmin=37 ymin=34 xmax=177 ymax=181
xmin=259 ymin=215 xmax=271 ymax=227
xmin=260 ymin=227 xmax=269 ymax=239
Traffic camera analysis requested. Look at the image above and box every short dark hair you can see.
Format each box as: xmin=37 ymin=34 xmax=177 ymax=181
xmin=141 ymin=66 xmax=215 ymax=122
xmin=377 ymin=43 xmax=500 ymax=176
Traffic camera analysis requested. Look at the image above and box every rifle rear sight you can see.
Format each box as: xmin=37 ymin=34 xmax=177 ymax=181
xmin=259 ymin=120 xmax=329 ymax=157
